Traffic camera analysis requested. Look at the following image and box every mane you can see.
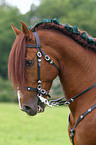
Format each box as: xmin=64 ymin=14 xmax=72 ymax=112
xmin=8 ymin=32 xmax=26 ymax=89
xmin=28 ymin=18 xmax=96 ymax=52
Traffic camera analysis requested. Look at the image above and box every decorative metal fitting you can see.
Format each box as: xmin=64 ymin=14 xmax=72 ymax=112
xmin=88 ymin=108 xmax=92 ymax=112
xmin=27 ymin=87 xmax=31 ymax=91
xmin=70 ymin=132 xmax=74 ymax=138
xmin=50 ymin=60 xmax=53 ymax=64
xmin=37 ymin=52 xmax=42 ymax=58
xmin=45 ymin=55 xmax=50 ymax=61
xmin=41 ymin=89 xmax=47 ymax=95
xmin=37 ymin=84 xmax=41 ymax=90
xmin=38 ymin=95 xmax=53 ymax=107
xmin=38 ymin=59 xmax=41 ymax=62
xmin=65 ymin=101 xmax=70 ymax=105
xmin=80 ymin=115 xmax=83 ymax=119
xmin=71 ymin=98 xmax=74 ymax=102
xmin=38 ymin=80 xmax=41 ymax=84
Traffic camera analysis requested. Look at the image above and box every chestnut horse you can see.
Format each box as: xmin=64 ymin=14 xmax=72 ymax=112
xmin=8 ymin=18 xmax=96 ymax=145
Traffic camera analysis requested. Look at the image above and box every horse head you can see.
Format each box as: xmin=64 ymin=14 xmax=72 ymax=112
xmin=8 ymin=21 xmax=59 ymax=116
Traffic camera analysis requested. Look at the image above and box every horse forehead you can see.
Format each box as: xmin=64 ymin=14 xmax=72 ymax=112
xmin=26 ymin=48 xmax=37 ymax=59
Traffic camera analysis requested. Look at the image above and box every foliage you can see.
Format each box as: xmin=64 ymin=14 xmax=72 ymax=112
xmin=0 ymin=76 xmax=62 ymax=102
xmin=27 ymin=0 xmax=96 ymax=36
xmin=50 ymin=77 xmax=63 ymax=97
xmin=0 ymin=77 xmax=17 ymax=102
xmin=0 ymin=103 xmax=71 ymax=145
xmin=0 ymin=1 xmax=24 ymax=79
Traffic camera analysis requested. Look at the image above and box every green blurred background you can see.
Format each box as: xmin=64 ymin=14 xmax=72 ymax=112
xmin=0 ymin=1 xmax=95 ymax=144
xmin=0 ymin=0 xmax=96 ymax=102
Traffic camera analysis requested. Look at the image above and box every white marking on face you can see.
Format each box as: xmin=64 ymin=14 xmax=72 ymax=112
xmin=17 ymin=90 xmax=23 ymax=110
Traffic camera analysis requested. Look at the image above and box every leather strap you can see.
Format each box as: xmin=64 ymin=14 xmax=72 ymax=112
xmin=58 ymin=83 xmax=96 ymax=105
xmin=68 ymin=104 xmax=96 ymax=145
xmin=26 ymin=44 xmax=41 ymax=48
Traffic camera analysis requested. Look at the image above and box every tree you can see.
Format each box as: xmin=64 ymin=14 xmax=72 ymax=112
xmin=0 ymin=2 xmax=24 ymax=79
xmin=26 ymin=0 xmax=96 ymax=36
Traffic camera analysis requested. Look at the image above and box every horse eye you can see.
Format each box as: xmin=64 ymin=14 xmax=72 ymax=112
xmin=25 ymin=60 xmax=34 ymax=67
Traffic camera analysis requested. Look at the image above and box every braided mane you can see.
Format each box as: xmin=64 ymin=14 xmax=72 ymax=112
xmin=28 ymin=18 xmax=96 ymax=52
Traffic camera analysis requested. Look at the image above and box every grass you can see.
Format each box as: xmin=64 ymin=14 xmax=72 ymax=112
xmin=0 ymin=103 xmax=71 ymax=145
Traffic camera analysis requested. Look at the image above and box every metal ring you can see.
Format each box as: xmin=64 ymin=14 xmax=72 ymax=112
xmin=37 ymin=52 xmax=42 ymax=58
xmin=41 ymin=89 xmax=46 ymax=94
xmin=37 ymin=84 xmax=41 ymax=90
xmin=45 ymin=55 xmax=50 ymax=61
xmin=50 ymin=60 xmax=53 ymax=64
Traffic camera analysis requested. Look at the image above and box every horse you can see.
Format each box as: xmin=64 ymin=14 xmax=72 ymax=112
xmin=8 ymin=18 xmax=96 ymax=145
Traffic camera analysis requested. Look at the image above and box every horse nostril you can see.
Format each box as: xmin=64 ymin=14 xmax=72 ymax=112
xmin=22 ymin=105 xmax=32 ymax=112
xmin=22 ymin=104 xmax=37 ymax=116
xmin=25 ymin=105 xmax=31 ymax=111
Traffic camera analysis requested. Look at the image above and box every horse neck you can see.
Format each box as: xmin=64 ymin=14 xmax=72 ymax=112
xmin=38 ymin=29 xmax=96 ymax=118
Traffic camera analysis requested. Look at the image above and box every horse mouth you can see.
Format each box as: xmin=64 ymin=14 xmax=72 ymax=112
xmin=37 ymin=100 xmax=46 ymax=113
xmin=24 ymin=102 xmax=45 ymax=116
xmin=23 ymin=104 xmax=45 ymax=116
xmin=38 ymin=105 xmax=44 ymax=113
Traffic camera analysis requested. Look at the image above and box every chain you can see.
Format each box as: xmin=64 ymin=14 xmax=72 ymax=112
xmin=38 ymin=96 xmax=73 ymax=107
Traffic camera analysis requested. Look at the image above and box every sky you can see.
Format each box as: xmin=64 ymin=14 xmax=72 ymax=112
xmin=5 ymin=0 xmax=40 ymax=14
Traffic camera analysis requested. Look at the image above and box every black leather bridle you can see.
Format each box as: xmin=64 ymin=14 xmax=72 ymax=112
xmin=26 ymin=31 xmax=60 ymax=100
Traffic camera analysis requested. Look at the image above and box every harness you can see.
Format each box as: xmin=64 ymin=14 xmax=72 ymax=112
xmin=68 ymin=104 xmax=96 ymax=145
xmin=26 ymin=31 xmax=60 ymax=106
xmin=26 ymin=30 xmax=96 ymax=145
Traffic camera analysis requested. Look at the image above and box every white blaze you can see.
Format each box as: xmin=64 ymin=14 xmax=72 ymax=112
xmin=17 ymin=90 xmax=23 ymax=110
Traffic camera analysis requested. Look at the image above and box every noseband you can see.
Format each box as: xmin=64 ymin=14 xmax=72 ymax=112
xmin=26 ymin=31 xmax=60 ymax=106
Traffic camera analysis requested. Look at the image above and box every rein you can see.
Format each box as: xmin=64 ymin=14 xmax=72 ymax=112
xmin=26 ymin=30 xmax=96 ymax=145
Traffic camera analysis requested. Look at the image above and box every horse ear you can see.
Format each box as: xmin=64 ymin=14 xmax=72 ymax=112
xmin=21 ymin=21 xmax=30 ymax=37
xmin=11 ymin=24 xmax=21 ymax=36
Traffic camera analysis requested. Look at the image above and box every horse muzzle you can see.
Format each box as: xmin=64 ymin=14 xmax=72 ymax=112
xmin=21 ymin=102 xmax=45 ymax=116
xmin=17 ymin=90 xmax=45 ymax=116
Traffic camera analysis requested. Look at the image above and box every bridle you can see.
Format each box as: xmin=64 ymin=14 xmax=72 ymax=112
xmin=26 ymin=30 xmax=96 ymax=145
xmin=26 ymin=30 xmax=96 ymax=106
xmin=26 ymin=31 xmax=60 ymax=106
